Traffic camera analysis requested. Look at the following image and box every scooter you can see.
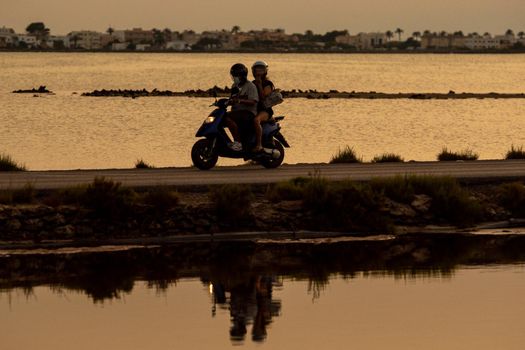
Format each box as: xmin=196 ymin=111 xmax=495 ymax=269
xmin=191 ymin=93 xmax=290 ymax=170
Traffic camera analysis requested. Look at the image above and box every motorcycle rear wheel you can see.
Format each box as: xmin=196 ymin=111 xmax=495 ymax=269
xmin=191 ymin=139 xmax=218 ymax=170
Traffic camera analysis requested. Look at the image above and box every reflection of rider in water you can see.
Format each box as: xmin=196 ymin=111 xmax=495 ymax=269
xmin=208 ymin=274 xmax=281 ymax=343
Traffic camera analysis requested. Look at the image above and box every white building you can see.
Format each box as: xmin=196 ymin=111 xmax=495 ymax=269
xmin=0 ymin=26 xmax=17 ymax=46
xmin=135 ymin=43 xmax=150 ymax=51
xmin=165 ymin=40 xmax=189 ymax=50
xmin=465 ymin=34 xmax=501 ymax=50
xmin=17 ymin=35 xmax=38 ymax=48
xmin=335 ymin=32 xmax=387 ymax=49
xmin=111 ymin=42 xmax=129 ymax=51
xmin=67 ymin=31 xmax=103 ymax=49
xmin=45 ymin=35 xmax=70 ymax=49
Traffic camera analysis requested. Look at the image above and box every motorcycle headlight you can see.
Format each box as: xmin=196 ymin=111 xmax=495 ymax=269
xmin=204 ymin=116 xmax=216 ymax=124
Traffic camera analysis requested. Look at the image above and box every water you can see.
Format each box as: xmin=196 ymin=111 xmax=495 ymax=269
xmin=2 ymin=265 xmax=525 ymax=350
xmin=1 ymin=52 xmax=525 ymax=169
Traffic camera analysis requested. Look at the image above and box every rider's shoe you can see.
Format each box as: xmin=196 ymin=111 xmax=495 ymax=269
xmin=228 ymin=141 xmax=243 ymax=152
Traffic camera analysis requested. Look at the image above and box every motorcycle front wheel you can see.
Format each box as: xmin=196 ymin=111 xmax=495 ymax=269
xmin=260 ymin=141 xmax=285 ymax=169
xmin=191 ymin=139 xmax=219 ymax=170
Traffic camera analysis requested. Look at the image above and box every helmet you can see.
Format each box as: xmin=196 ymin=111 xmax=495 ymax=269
xmin=230 ymin=63 xmax=248 ymax=78
xmin=251 ymin=60 xmax=268 ymax=75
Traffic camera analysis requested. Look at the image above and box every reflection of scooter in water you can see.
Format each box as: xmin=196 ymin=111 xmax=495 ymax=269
xmin=206 ymin=276 xmax=282 ymax=343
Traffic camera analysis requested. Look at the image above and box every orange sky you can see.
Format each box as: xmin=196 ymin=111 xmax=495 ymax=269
xmin=2 ymin=0 xmax=524 ymax=36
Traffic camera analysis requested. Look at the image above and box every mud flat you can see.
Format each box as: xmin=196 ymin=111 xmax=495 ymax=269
xmin=80 ymin=87 xmax=525 ymax=99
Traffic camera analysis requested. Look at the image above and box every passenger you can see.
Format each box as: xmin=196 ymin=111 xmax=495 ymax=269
xmin=225 ymin=63 xmax=259 ymax=152
xmin=251 ymin=61 xmax=275 ymax=153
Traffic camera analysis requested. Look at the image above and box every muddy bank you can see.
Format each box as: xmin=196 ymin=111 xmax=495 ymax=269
xmin=2 ymin=233 xmax=525 ymax=302
xmin=0 ymin=177 xmax=523 ymax=242
xmin=80 ymin=87 xmax=525 ymax=99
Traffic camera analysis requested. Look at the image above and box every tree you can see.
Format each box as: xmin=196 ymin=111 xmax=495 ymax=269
xmin=71 ymin=35 xmax=80 ymax=49
xmin=231 ymin=25 xmax=241 ymax=34
xmin=453 ymin=31 xmax=464 ymax=37
xmin=152 ymin=29 xmax=165 ymax=46
xmin=518 ymin=31 xmax=525 ymax=39
xmin=395 ymin=28 xmax=404 ymax=41
xmin=412 ymin=31 xmax=421 ymax=40
xmin=385 ymin=30 xmax=394 ymax=41
xmin=423 ymin=30 xmax=431 ymax=36
xmin=506 ymin=29 xmax=515 ymax=37
xmin=106 ymin=27 xmax=114 ymax=36
xmin=25 ymin=22 xmax=50 ymax=40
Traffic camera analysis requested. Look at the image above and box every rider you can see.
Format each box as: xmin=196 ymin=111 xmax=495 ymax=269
xmin=225 ymin=63 xmax=259 ymax=152
xmin=251 ymin=61 xmax=275 ymax=153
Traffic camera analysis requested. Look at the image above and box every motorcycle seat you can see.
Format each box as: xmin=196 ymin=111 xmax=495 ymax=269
xmin=264 ymin=116 xmax=285 ymax=123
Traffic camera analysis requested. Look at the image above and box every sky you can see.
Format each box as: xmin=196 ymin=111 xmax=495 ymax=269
xmin=2 ymin=0 xmax=524 ymax=36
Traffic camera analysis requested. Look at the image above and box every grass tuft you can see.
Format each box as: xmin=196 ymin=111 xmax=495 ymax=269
xmin=499 ymin=182 xmax=525 ymax=217
xmin=266 ymin=177 xmax=311 ymax=202
xmin=135 ymin=159 xmax=155 ymax=169
xmin=437 ymin=147 xmax=479 ymax=161
xmin=330 ymin=146 xmax=362 ymax=164
xmin=371 ymin=153 xmax=405 ymax=163
xmin=0 ymin=183 xmax=35 ymax=204
xmin=141 ymin=189 xmax=180 ymax=212
xmin=80 ymin=177 xmax=137 ymax=220
xmin=210 ymin=184 xmax=254 ymax=224
xmin=505 ymin=145 xmax=525 ymax=160
xmin=0 ymin=153 xmax=26 ymax=171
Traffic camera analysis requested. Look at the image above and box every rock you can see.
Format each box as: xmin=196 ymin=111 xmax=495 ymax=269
xmin=276 ymin=200 xmax=302 ymax=212
xmin=24 ymin=218 xmax=44 ymax=231
xmin=384 ymin=199 xmax=417 ymax=218
xmin=54 ymin=225 xmax=75 ymax=237
xmin=411 ymin=194 xmax=432 ymax=213
xmin=6 ymin=219 xmax=22 ymax=231
xmin=75 ymin=225 xmax=93 ymax=236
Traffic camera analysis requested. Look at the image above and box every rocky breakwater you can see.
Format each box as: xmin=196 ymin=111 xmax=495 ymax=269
xmin=80 ymin=87 xmax=525 ymax=99
xmin=12 ymin=85 xmax=53 ymax=94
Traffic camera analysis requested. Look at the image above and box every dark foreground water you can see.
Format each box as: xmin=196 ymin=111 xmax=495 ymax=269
xmin=1 ymin=236 xmax=525 ymax=349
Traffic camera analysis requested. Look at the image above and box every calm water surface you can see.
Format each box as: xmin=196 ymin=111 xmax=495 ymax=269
xmin=2 ymin=265 xmax=525 ymax=350
xmin=1 ymin=53 xmax=524 ymax=169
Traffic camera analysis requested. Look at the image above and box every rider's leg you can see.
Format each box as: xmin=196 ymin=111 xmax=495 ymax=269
xmin=253 ymin=111 xmax=270 ymax=152
xmin=225 ymin=116 xmax=240 ymax=142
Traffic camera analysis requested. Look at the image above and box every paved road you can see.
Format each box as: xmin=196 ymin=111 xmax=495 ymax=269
xmin=1 ymin=160 xmax=524 ymax=190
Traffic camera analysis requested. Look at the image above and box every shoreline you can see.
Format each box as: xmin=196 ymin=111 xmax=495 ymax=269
xmin=2 ymin=49 xmax=525 ymax=55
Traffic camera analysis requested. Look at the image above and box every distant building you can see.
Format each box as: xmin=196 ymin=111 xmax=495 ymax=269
xmin=135 ymin=43 xmax=150 ymax=51
xmin=165 ymin=40 xmax=189 ymax=50
xmin=465 ymin=34 xmax=501 ymax=50
xmin=0 ymin=26 xmax=16 ymax=47
xmin=113 ymin=28 xmax=153 ymax=44
xmin=68 ymin=31 xmax=103 ymax=49
xmin=421 ymin=34 xmax=467 ymax=49
xmin=494 ymin=34 xmax=517 ymax=48
xmin=111 ymin=42 xmax=129 ymax=51
xmin=17 ymin=35 xmax=38 ymax=48
xmin=45 ymin=35 xmax=71 ymax=49
xmin=335 ymin=32 xmax=387 ymax=49
xmin=100 ymin=33 xmax=116 ymax=48
xmin=180 ymin=30 xmax=200 ymax=45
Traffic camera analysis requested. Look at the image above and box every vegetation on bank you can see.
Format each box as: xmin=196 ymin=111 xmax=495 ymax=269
xmin=330 ymin=146 xmax=362 ymax=164
xmin=1 ymin=176 xmax=525 ymax=240
xmin=505 ymin=145 xmax=525 ymax=160
xmin=135 ymin=159 xmax=155 ymax=169
xmin=437 ymin=147 xmax=479 ymax=161
xmin=372 ymin=153 xmax=405 ymax=163
xmin=0 ymin=153 xmax=26 ymax=171
xmin=268 ymin=175 xmax=484 ymax=228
